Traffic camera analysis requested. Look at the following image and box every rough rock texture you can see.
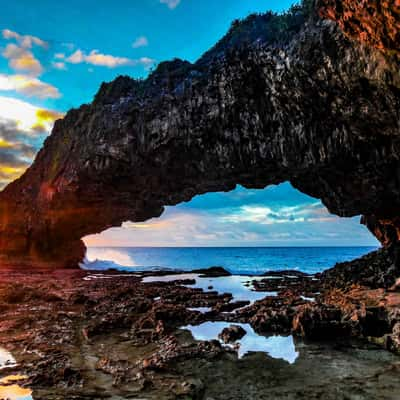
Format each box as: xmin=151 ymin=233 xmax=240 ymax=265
xmin=218 ymin=325 xmax=247 ymax=343
xmin=3 ymin=269 xmax=400 ymax=398
xmin=322 ymin=248 xmax=400 ymax=289
xmin=319 ymin=0 xmax=400 ymax=57
xmin=0 ymin=0 xmax=399 ymax=267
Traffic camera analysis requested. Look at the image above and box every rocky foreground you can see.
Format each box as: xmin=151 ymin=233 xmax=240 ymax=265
xmin=1 ymin=251 xmax=400 ymax=399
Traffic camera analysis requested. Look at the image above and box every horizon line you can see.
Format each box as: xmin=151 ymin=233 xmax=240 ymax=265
xmin=86 ymin=245 xmax=378 ymax=249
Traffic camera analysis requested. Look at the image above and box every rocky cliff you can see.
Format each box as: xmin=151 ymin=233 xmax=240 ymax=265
xmin=0 ymin=0 xmax=399 ymax=268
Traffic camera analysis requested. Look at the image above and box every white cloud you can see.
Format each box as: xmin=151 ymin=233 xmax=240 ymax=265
xmin=62 ymin=42 xmax=75 ymax=51
xmin=220 ymin=203 xmax=333 ymax=225
xmin=84 ymin=201 xmax=377 ymax=248
xmin=52 ymin=61 xmax=67 ymax=70
xmin=160 ymin=0 xmax=181 ymax=9
xmin=138 ymin=57 xmax=156 ymax=69
xmin=132 ymin=36 xmax=149 ymax=48
xmin=2 ymin=29 xmax=48 ymax=49
xmin=2 ymin=44 xmax=43 ymax=76
xmin=0 ymin=98 xmax=63 ymax=188
xmin=65 ymin=49 xmax=155 ymax=68
xmin=0 ymin=96 xmax=62 ymax=132
xmin=1 ymin=28 xmax=62 ymax=99
xmin=0 ymin=73 xmax=61 ymax=99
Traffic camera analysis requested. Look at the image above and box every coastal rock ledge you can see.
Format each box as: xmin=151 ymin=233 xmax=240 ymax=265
xmin=0 ymin=0 xmax=399 ymax=268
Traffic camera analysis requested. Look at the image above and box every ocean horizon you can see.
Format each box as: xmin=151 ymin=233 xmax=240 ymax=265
xmin=84 ymin=245 xmax=378 ymax=275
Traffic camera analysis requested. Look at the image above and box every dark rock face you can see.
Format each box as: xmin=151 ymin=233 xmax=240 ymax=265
xmin=192 ymin=267 xmax=232 ymax=277
xmin=322 ymin=248 xmax=400 ymax=289
xmin=0 ymin=0 xmax=399 ymax=267
xmin=218 ymin=325 xmax=247 ymax=343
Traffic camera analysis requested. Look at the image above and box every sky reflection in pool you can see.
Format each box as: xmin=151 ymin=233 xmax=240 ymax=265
xmin=0 ymin=380 xmax=32 ymax=400
xmin=182 ymin=321 xmax=299 ymax=363
xmin=0 ymin=351 xmax=32 ymax=400
xmin=142 ymin=274 xmax=277 ymax=305
xmin=188 ymin=307 xmax=212 ymax=313
xmin=0 ymin=348 xmax=16 ymax=370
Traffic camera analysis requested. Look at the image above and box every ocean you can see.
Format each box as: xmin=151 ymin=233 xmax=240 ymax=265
xmin=83 ymin=246 xmax=377 ymax=275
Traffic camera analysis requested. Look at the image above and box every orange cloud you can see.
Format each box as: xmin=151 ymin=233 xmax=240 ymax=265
xmin=2 ymin=44 xmax=43 ymax=76
xmin=31 ymin=109 xmax=64 ymax=131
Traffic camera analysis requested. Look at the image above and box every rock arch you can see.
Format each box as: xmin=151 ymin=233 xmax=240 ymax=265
xmin=0 ymin=0 xmax=399 ymax=268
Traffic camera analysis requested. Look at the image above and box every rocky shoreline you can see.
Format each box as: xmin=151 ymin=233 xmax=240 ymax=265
xmin=0 ymin=250 xmax=400 ymax=399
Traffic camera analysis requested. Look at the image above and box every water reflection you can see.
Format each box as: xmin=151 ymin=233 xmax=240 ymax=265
xmin=182 ymin=321 xmax=299 ymax=363
xmin=142 ymin=274 xmax=277 ymax=305
xmin=0 ymin=348 xmax=16 ymax=370
xmin=0 ymin=375 xmax=32 ymax=400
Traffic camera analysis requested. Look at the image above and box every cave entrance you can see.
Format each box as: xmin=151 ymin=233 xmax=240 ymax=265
xmin=82 ymin=182 xmax=378 ymax=274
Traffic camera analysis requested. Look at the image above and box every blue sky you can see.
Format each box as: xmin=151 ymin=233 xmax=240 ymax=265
xmin=0 ymin=0 xmax=378 ymax=247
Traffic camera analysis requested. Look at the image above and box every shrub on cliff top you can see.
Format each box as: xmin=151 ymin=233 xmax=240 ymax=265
xmin=199 ymin=0 xmax=315 ymax=64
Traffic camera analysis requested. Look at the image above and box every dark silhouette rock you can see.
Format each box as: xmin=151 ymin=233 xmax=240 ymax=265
xmin=218 ymin=325 xmax=247 ymax=343
xmin=192 ymin=267 xmax=231 ymax=277
xmin=0 ymin=0 xmax=399 ymax=267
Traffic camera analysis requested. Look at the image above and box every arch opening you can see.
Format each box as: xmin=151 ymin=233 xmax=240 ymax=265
xmin=82 ymin=182 xmax=378 ymax=274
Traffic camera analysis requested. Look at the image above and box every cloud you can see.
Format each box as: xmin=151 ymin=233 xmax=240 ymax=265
xmin=32 ymin=108 xmax=64 ymax=131
xmin=2 ymin=28 xmax=62 ymax=99
xmin=139 ymin=57 xmax=155 ymax=67
xmin=1 ymin=29 xmax=47 ymax=77
xmin=0 ymin=98 xmax=63 ymax=188
xmin=132 ymin=36 xmax=149 ymax=48
xmin=160 ymin=0 xmax=181 ymax=9
xmin=220 ymin=203 xmax=334 ymax=225
xmin=65 ymin=49 xmax=155 ymax=68
xmin=67 ymin=49 xmax=132 ymax=67
xmin=2 ymin=29 xmax=48 ymax=49
xmin=0 ymin=120 xmax=39 ymax=188
xmin=84 ymin=199 xmax=377 ymax=248
xmin=84 ymin=180 xmax=378 ymax=248
xmin=0 ymin=96 xmax=63 ymax=134
xmin=0 ymin=73 xmax=61 ymax=99
xmin=2 ymin=44 xmax=44 ymax=76
xmin=52 ymin=61 xmax=67 ymax=70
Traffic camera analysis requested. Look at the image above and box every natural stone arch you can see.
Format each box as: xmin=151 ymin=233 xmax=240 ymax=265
xmin=0 ymin=0 xmax=399 ymax=268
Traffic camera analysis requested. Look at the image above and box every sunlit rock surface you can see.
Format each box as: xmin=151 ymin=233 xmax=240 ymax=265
xmin=0 ymin=0 xmax=399 ymax=267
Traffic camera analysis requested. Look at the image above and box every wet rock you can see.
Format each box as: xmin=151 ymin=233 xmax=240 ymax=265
xmin=250 ymin=307 xmax=294 ymax=334
xmin=213 ymin=300 xmax=250 ymax=313
xmin=322 ymin=248 xmax=399 ymax=289
xmin=292 ymin=304 xmax=352 ymax=339
xmin=175 ymin=378 xmax=205 ymax=398
xmin=385 ymin=322 xmax=400 ymax=354
xmin=218 ymin=325 xmax=247 ymax=343
xmin=142 ymin=336 xmax=223 ymax=370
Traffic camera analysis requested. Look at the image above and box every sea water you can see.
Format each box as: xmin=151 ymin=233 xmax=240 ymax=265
xmin=84 ymin=246 xmax=376 ymax=275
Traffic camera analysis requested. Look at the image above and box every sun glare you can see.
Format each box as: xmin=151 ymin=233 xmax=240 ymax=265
xmin=0 ymin=96 xmax=61 ymax=133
